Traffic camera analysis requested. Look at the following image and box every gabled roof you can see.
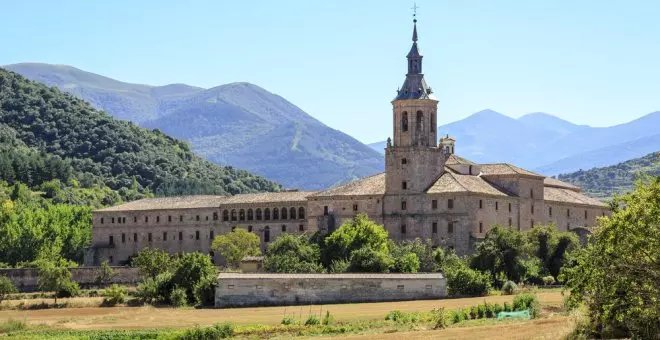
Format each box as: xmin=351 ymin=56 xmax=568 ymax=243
xmin=543 ymin=177 xmax=581 ymax=192
xmin=544 ymin=187 xmax=608 ymax=207
xmin=310 ymin=173 xmax=386 ymax=198
xmin=445 ymin=154 xmax=476 ymax=165
xmin=427 ymin=172 xmax=508 ymax=197
xmin=479 ymin=163 xmax=544 ymax=178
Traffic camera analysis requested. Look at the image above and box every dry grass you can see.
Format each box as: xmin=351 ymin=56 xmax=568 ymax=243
xmin=0 ymin=291 xmax=564 ymax=331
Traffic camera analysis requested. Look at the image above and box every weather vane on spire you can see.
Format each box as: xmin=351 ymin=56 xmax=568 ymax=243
xmin=411 ymin=1 xmax=419 ymax=22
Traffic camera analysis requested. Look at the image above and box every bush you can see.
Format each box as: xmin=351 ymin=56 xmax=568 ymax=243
xmin=469 ymin=306 xmax=478 ymax=319
xmin=451 ymin=310 xmax=462 ymax=323
xmin=179 ymin=322 xmax=234 ymax=339
xmin=170 ymin=253 xmax=217 ymax=304
xmin=322 ymin=311 xmax=334 ymax=325
xmin=447 ymin=267 xmax=491 ymax=297
xmin=170 ymin=287 xmax=188 ymax=307
xmin=493 ymin=303 xmax=503 ymax=315
xmin=385 ymin=310 xmax=404 ymax=322
xmin=56 ymin=280 xmax=80 ymax=299
xmin=281 ymin=316 xmax=297 ymax=325
xmin=431 ymin=307 xmax=448 ymax=329
xmin=135 ymin=277 xmax=159 ymax=304
xmin=461 ymin=309 xmax=470 ymax=321
xmin=513 ymin=293 xmax=541 ymax=319
xmin=502 ymin=280 xmax=518 ymax=295
xmin=504 ymin=302 xmax=512 ymax=312
xmin=485 ymin=303 xmax=495 ymax=318
xmin=542 ymin=275 xmax=555 ymax=286
xmin=102 ymin=284 xmax=127 ymax=306
xmin=0 ymin=276 xmax=18 ymax=303
xmin=329 ymin=259 xmax=349 ymax=273
xmin=477 ymin=304 xmax=486 ymax=318
xmin=305 ymin=315 xmax=320 ymax=325
xmin=193 ymin=274 xmax=216 ymax=307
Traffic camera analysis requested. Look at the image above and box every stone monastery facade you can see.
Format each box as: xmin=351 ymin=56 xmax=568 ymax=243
xmin=88 ymin=20 xmax=609 ymax=266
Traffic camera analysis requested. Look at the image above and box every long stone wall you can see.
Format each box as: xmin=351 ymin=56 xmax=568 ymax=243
xmin=0 ymin=267 xmax=140 ymax=292
xmin=215 ymin=273 xmax=446 ymax=308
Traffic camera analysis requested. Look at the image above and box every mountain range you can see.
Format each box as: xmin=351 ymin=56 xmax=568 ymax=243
xmin=370 ymin=109 xmax=660 ymax=175
xmin=5 ymin=63 xmax=659 ymax=190
xmin=6 ymin=63 xmax=383 ymax=190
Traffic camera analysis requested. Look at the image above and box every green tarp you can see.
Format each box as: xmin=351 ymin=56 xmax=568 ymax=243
xmin=497 ymin=310 xmax=531 ymax=320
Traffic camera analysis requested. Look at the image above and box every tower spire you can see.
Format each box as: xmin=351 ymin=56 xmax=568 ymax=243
xmin=394 ymin=9 xmax=433 ymax=101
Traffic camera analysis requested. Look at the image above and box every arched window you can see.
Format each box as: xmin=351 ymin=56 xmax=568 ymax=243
xmin=256 ymin=208 xmax=262 ymax=220
xmin=402 ymin=112 xmax=408 ymax=132
xmin=298 ymin=207 xmax=305 ymax=219
xmin=264 ymin=226 xmax=270 ymax=243
xmin=222 ymin=210 xmax=229 ymax=221
xmin=213 ymin=212 xmax=218 ymax=221
xmin=273 ymin=208 xmax=279 ymax=220
xmin=231 ymin=209 xmax=237 ymax=221
xmin=290 ymin=207 xmax=296 ymax=220
xmin=264 ymin=208 xmax=271 ymax=220
xmin=239 ymin=209 xmax=245 ymax=221
xmin=281 ymin=207 xmax=287 ymax=220
xmin=247 ymin=209 xmax=254 ymax=221
xmin=416 ymin=111 xmax=424 ymax=144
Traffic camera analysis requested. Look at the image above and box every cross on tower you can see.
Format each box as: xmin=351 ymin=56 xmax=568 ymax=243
xmin=411 ymin=2 xmax=419 ymax=21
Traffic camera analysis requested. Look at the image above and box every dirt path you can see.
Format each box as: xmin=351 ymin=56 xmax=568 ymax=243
xmin=0 ymin=291 xmax=564 ymax=330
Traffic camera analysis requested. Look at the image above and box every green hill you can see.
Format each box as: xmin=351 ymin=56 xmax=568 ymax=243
xmin=557 ymin=152 xmax=660 ymax=199
xmin=0 ymin=68 xmax=281 ymax=198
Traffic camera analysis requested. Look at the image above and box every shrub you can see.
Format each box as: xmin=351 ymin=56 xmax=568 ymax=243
xmin=493 ymin=303 xmax=503 ymax=315
xmin=542 ymin=275 xmax=555 ymax=286
xmin=469 ymin=305 xmax=478 ymax=319
xmin=431 ymin=307 xmax=448 ymax=329
xmin=170 ymin=253 xmax=217 ymax=304
xmin=504 ymin=302 xmax=512 ymax=312
xmin=461 ymin=309 xmax=470 ymax=321
xmin=451 ymin=310 xmax=463 ymax=323
xmin=485 ymin=303 xmax=495 ymax=318
xmin=0 ymin=318 xmax=27 ymax=333
xmin=513 ymin=293 xmax=541 ymax=318
xmin=135 ymin=277 xmax=159 ymax=304
xmin=305 ymin=315 xmax=320 ymax=325
xmin=385 ymin=310 xmax=404 ymax=322
xmin=281 ymin=316 xmax=296 ymax=325
xmin=447 ymin=267 xmax=491 ymax=296
xmin=322 ymin=311 xmax=334 ymax=325
xmin=477 ymin=304 xmax=486 ymax=318
xmin=56 ymin=280 xmax=80 ymax=299
xmin=502 ymin=280 xmax=518 ymax=295
xmin=170 ymin=287 xmax=188 ymax=307
xmin=329 ymin=259 xmax=350 ymax=273
xmin=193 ymin=274 xmax=216 ymax=307
xmin=102 ymin=284 xmax=127 ymax=306
xmin=179 ymin=322 xmax=234 ymax=339
xmin=0 ymin=276 xmax=18 ymax=303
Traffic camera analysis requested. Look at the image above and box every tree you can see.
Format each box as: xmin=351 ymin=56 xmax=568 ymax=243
xmin=349 ymin=246 xmax=393 ymax=273
xmin=389 ymin=241 xmax=420 ymax=273
xmin=211 ymin=228 xmax=261 ymax=268
xmin=470 ymin=225 xmax=528 ymax=283
xmin=322 ymin=214 xmax=390 ymax=266
xmin=94 ymin=260 xmax=116 ymax=286
xmin=263 ymin=233 xmax=324 ymax=273
xmin=131 ymin=248 xmax=172 ymax=279
xmin=561 ymin=177 xmax=660 ymax=339
xmin=170 ymin=252 xmax=217 ymax=304
xmin=37 ymin=258 xmax=78 ymax=304
xmin=0 ymin=275 xmax=18 ymax=304
xmin=526 ymin=225 xmax=579 ymax=279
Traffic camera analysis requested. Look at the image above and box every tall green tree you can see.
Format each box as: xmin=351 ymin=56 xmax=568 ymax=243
xmin=264 ymin=233 xmax=324 ymax=273
xmin=322 ymin=214 xmax=391 ymax=267
xmin=211 ymin=228 xmax=261 ymax=268
xmin=561 ymin=177 xmax=660 ymax=339
xmin=131 ymin=248 xmax=172 ymax=279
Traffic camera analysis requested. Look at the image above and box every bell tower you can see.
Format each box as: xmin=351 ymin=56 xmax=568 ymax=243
xmin=385 ymin=17 xmax=445 ymax=194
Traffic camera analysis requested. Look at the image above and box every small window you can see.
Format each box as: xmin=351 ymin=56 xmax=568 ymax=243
xmin=179 ymin=231 xmax=183 ymax=241
xmin=402 ymin=181 xmax=407 ymax=190
xmin=239 ymin=209 xmax=246 ymax=221
xmin=425 ymin=284 xmax=432 ymax=290
xmin=163 ymin=232 xmax=167 ymax=241
xmin=402 ymin=112 xmax=408 ymax=132
xmin=168 ymin=216 xmax=172 ymax=222
xmin=227 ymin=285 xmax=234 ymax=290
xmin=508 ymin=203 xmax=512 ymax=212
xmin=109 ymin=235 xmax=114 ymax=245
xmin=584 ymin=210 xmax=588 ymax=219
xmin=495 ymin=202 xmax=499 ymax=211
xmin=448 ymin=222 xmax=454 ymax=233
xmin=479 ymin=200 xmax=483 ymax=209
xmin=298 ymin=207 xmax=305 ymax=219
xmin=122 ymin=233 xmax=126 ymax=243
xmin=448 ymin=199 xmax=454 ymax=209
xmin=397 ymin=285 xmax=404 ymax=290
xmin=195 ymin=230 xmax=200 ymax=240
xmin=508 ymin=218 xmax=512 ymax=226
xmin=248 ymin=209 xmax=254 ymax=221
xmin=109 ymin=256 xmax=113 ymax=264
xmin=531 ymin=220 xmax=535 ymax=228
xmin=145 ymin=216 xmax=149 ymax=223
xmin=256 ymin=209 xmax=262 ymax=220
xmin=264 ymin=208 xmax=270 ymax=220
xmin=133 ymin=233 xmax=137 ymax=242
xmin=179 ymin=215 xmax=183 ymax=222
xmin=101 ymin=218 xmax=104 ymax=224
xmin=432 ymin=222 xmax=437 ymax=234
xmin=299 ymin=224 xmax=304 ymax=232
xmin=531 ymin=204 xmax=535 ymax=214
xmin=205 ymin=215 xmax=208 ymax=221
xmin=134 ymin=216 xmax=137 ymax=223
xmin=281 ymin=225 xmax=286 ymax=232
xmin=248 ymin=225 xmax=253 ymax=232
xmin=111 ymin=217 xmax=115 ymax=224
xmin=213 ymin=212 xmax=218 ymax=221
xmin=401 ymin=158 xmax=407 ymax=165
xmin=223 ymin=210 xmax=229 ymax=221
xmin=210 ymin=230 xmax=214 ymax=239
xmin=156 ymin=216 xmax=160 ymax=223
xmin=432 ymin=200 xmax=437 ymax=209
xmin=353 ymin=204 xmax=358 ymax=212
xmin=273 ymin=208 xmax=279 ymax=220
xmin=530 ymin=189 xmax=534 ymax=199
xmin=401 ymin=201 xmax=407 ymax=210
xmin=264 ymin=227 xmax=270 ymax=243
xmin=549 ymin=206 xmax=553 ymax=217
xmin=401 ymin=225 xmax=406 ymax=234
xmin=479 ymin=222 xmax=483 ymax=233
xmin=567 ymin=209 xmax=570 ymax=217
xmin=148 ymin=233 xmax=152 ymax=242
xmin=323 ymin=206 xmax=329 ymax=216
xmin=196 ymin=215 xmax=200 ymax=221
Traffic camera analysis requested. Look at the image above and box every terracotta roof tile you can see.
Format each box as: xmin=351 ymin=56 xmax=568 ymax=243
xmin=427 ymin=172 xmax=508 ymax=197
xmin=544 ymin=187 xmax=607 ymax=207
xmin=445 ymin=154 xmax=476 ymax=165
xmin=480 ymin=163 xmax=544 ymax=178
xmin=544 ymin=177 xmax=581 ymax=191
xmin=310 ymin=173 xmax=386 ymax=197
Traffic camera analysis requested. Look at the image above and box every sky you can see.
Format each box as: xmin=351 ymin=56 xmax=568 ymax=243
xmin=2 ymin=1 xmax=659 ymax=144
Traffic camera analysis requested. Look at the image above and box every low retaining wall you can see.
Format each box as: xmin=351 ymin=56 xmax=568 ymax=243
xmin=0 ymin=267 xmax=140 ymax=292
xmin=215 ymin=273 xmax=447 ymax=308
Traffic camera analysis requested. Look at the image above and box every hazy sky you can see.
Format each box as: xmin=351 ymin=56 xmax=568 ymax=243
xmin=2 ymin=1 xmax=659 ymax=143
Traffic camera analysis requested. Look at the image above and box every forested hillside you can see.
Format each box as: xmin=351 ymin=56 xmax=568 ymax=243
xmin=0 ymin=68 xmax=281 ymax=198
xmin=558 ymin=151 xmax=660 ymax=199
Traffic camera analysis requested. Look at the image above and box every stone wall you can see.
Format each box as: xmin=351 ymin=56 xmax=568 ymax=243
xmin=0 ymin=267 xmax=140 ymax=292
xmin=215 ymin=273 xmax=446 ymax=308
